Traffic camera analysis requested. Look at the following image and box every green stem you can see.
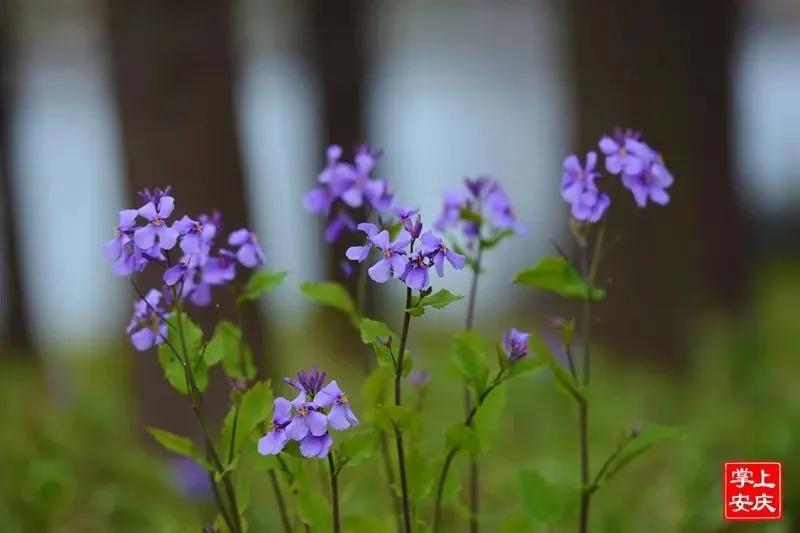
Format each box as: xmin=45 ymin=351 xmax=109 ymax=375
xmin=464 ymin=244 xmax=484 ymax=533
xmin=173 ymin=294 xmax=243 ymax=533
xmin=394 ymin=287 xmax=414 ymax=533
xmin=577 ymin=221 xmax=604 ymax=533
xmin=328 ymin=452 xmax=341 ymax=533
xmin=433 ymin=372 xmax=504 ymax=532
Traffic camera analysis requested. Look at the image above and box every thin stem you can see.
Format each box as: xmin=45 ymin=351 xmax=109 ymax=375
xmin=394 ymin=287 xmax=414 ymax=533
xmin=354 ymin=256 xmax=402 ymax=533
xmin=464 ymin=244 xmax=484 ymax=533
xmin=577 ymin=220 xmax=603 ymax=533
xmin=173 ymin=296 xmax=243 ymax=533
xmin=433 ymin=374 xmax=504 ymax=532
xmin=328 ymin=452 xmax=341 ymax=533
xmin=564 ymin=346 xmax=579 ymax=382
xmin=268 ymin=469 xmax=293 ymax=533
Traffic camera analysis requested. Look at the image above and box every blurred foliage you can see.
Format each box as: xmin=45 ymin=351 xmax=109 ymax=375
xmin=1 ymin=263 xmax=798 ymax=532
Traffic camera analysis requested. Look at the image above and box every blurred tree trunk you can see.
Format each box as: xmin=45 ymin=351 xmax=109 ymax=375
xmin=566 ymin=0 xmax=752 ymax=368
xmin=0 ymin=0 xmax=36 ymax=360
xmin=301 ymin=0 xmax=372 ymax=357
xmin=105 ymin=0 xmax=271 ymax=438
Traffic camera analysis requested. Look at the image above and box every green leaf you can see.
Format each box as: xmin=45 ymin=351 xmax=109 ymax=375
xmin=506 ymin=357 xmax=545 ymax=380
xmin=221 ymin=381 xmax=273 ymax=464
xmin=407 ymin=307 xmax=425 ymax=317
xmin=300 ymin=281 xmax=356 ymax=316
xmin=358 ymin=318 xmax=396 ymax=344
xmin=237 ymin=270 xmax=288 ymax=306
xmin=361 ymin=367 xmax=391 ymax=407
xmin=404 ymin=446 xmax=436 ymax=503
xmin=517 ymin=469 xmax=568 ymax=524
xmin=156 ymin=344 xmax=190 ymax=394
xmin=205 ymin=321 xmax=256 ymax=380
xmin=370 ymin=405 xmax=415 ymax=435
xmin=603 ymin=425 xmax=682 ymax=484
xmin=235 ymin=471 xmax=251 ymax=515
xmin=147 ymin=427 xmax=211 ymax=470
xmin=297 ymin=489 xmax=332 ymax=530
xmin=341 ymin=516 xmax=394 ymax=533
xmin=401 ymin=353 xmax=413 ymax=377
xmin=451 ymin=331 xmax=490 ymax=398
xmin=514 ymin=256 xmax=605 ymax=300
xmin=165 ymin=312 xmax=204 ymax=366
xmin=459 ymin=206 xmax=483 ymax=225
xmin=530 ymin=333 xmax=585 ymax=403
xmin=498 ymin=513 xmax=530 ymax=533
xmin=480 ymin=229 xmax=515 ymax=251
xmin=472 ymin=381 xmax=507 ymax=451
xmin=446 ymin=424 xmax=481 ymax=455
xmin=418 ymin=289 xmax=464 ymax=311
xmin=338 ymin=429 xmax=379 ymax=468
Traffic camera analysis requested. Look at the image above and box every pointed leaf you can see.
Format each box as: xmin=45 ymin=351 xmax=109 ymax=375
xmin=237 ymin=270 xmax=288 ymax=306
xmin=603 ymin=424 xmax=683 ymax=484
xmin=514 ymin=256 xmax=605 ymax=300
xmin=300 ymin=281 xmax=356 ymax=316
xmin=417 ymin=289 xmax=464 ymax=310
xmin=451 ymin=331 xmax=490 ymax=397
xmin=205 ymin=321 xmax=256 ymax=380
xmin=147 ymin=427 xmax=211 ymax=470
xmin=517 ymin=469 xmax=568 ymax=524
xmin=221 ymin=381 xmax=273 ymax=464
xmin=530 ymin=333 xmax=585 ymax=403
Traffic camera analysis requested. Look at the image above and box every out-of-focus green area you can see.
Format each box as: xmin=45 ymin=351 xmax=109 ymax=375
xmin=2 ymin=263 xmax=798 ymax=533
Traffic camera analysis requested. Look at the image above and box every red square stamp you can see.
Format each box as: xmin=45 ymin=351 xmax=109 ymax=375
xmin=724 ymin=462 xmax=783 ymax=521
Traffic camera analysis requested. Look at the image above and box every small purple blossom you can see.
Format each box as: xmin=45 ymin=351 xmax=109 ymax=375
xmin=201 ymin=250 xmax=237 ymax=285
xmin=313 ymin=380 xmax=359 ymax=431
xmin=304 ymin=185 xmax=334 ymax=216
xmin=174 ymin=215 xmax=216 ymax=255
xmin=285 ymin=367 xmax=327 ymax=397
xmin=561 ymin=152 xmax=601 ymax=204
xmin=403 ymin=215 xmax=423 ymax=239
xmin=228 ymin=228 xmax=266 ymax=267
xmin=134 ymin=196 xmax=179 ymax=251
xmin=598 ymin=135 xmax=645 ymax=176
xmin=299 ymin=433 xmax=334 ymax=459
xmin=400 ymin=250 xmax=431 ymax=290
xmin=324 ymin=211 xmax=357 ymax=244
xmin=126 ymin=289 xmax=168 ymax=351
xmin=285 ymin=397 xmax=329 ymax=441
xmin=102 ymin=209 xmax=138 ymax=262
xmin=163 ymin=253 xmax=204 ymax=287
xmin=434 ymin=190 xmax=468 ymax=232
xmin=570 ymin=189 xmax=611 ymax=223
xmin=621 ymin=142 xmax=674 ymax=207
xmin=502 ymin=328 xmax=531 ymax=363
xmin=419 ymin=231 xmax=465 ymax=277
xmin=408 ymin=371 xmax=429 ymax=389
xmin=367 ymin=230 xmax=411 ymax=283
xmin=345 ymin=222 xmax=380 ymax=262
xmin=257 ymin=397 xmax=293 ymax=455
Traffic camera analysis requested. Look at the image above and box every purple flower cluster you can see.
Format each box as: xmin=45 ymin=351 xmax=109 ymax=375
xmin=258 ymin=368 xmax=357 ymax=459
xmin=434 ymin=176 xmax=526 ymax=248
xmin=501 ymin=327 xmax=531 ymax=364
xmin=561 ymin=129 xmax=674 ymax=223
xmin=345 ymin=221 xmax=466 ymax=291
xmin=304 ymin=145 xmax=395 ymax=244
xmin=103 ymin=187 xmax=267 ymax=351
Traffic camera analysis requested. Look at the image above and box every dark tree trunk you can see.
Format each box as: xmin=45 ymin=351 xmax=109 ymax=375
xmin=567 ymin=0 xmax=752 ymax=368
xmin=0 ymin=0 xmax=36 ymax=360
xmin=301 ymin=0 xmax=372 ymax=353
xmin=105 ymin=0 xmax=271 ymax=438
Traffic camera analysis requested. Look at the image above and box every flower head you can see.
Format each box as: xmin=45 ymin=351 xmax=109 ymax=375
xmin=314 ymin=380 xmax=359 ymax=431
xmin=257 ymin=397 xmax=293 ymax=455
xmin=367 ymin=230 xmax=411 ymax=283
xmin=228 ymin=228 xmax=266 ymax=267
xmin=126 ymin=289 xmax=168 ymax=351
xmin=134 ymin=195 xmax=179 ymax=251
xmin=345 ymin=222 xmax=380 ymax=263
xmin=502 ymin=328 xmax=530 ymax=363
xmin=561 ymin=152 xmax=601 ymax=204
xmin=174 ymin=215 xmax=216 ymax=255
xmin=620 ymin=142 xmax=674 ymax=207
xmin=284 ymin=366 xmax=327 ymax=397
xmin=419 ymin=231 xmax=465 ymax=278
xmin=400 ymin=250 xmax=431 ymax=290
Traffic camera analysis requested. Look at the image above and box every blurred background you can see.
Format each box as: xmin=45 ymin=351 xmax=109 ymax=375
xmin=0 ymin=0 xmax=799 ymax=531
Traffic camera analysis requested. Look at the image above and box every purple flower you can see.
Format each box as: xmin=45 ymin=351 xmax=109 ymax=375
xmin=170 ymin=456 xmax=214 ymax=501
xmin=598 ymin=136 xmax=644 ymax=176
xmin=332 ymin=146 xmax=386 ymax=209
xmin=561 ymin=152 xmax=601 ymax=205
xmin=502 ymin=328 xmax=530 ymax=363
xmin=258 ymin=397 xmax=293 ymax=455
xmin=228 ymin=229 xmax=266 ymax=267
xmin=112 ymin=240 xmax=148 ymax=276
xmin=163 ymin=253 xmax=204 ymax=287
xmin=400 ymin=250 xmax=431 ymax=290
xmin=134 ymin=196 xmax=179 ymax=251
xmin=345 ymin=222 xmax=380 ymax=262
xmin=324 ymin=211 xmax=357 ymax=244
xmin=285 ymin=367 xmax=327 ymax=397
xmin=299 ymin=433 xmax=334 ymax=459
xmin=304 ymin=185 xmax=334 ymax=215
xmin=621 ymin=143 xmax=674 ymax=207
xmin=419 ymin=231 xmax=465 ymax=277
xmin=434 ymin=190 xmax=468 ymax=232
xmin=394 ymin=206 xmax=419 ymax=222
xmin=403 ymin=215 xmax=423 ymax=239
xmin=201 ymin=250 xmax=237 ymax=285
xmin=126 ymin=289 xmax=168 ymax=351
xmin=318 ymin=145 xmax=345 ymax=186
xmin=486 ymin=187 xmax=526 ymax=235
xmin=571 ymin=189 xmax=611 ymax=223
xmin=314 ymin=380 xmax=359 ymax=431
xmin=102 ymin=208 xmax=139 ymax=262
xmin=464 ymin=176 xmax=499 ymax=199
xmin=174 ymin=215 xmax=216 ymax=255
xmin=408 ymin=371 xmax=429 ymax=389
xmin=367 ymin=230 xmax=411 ymax=283
xmin=285 ymin=397 xmax=329 ymax=441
